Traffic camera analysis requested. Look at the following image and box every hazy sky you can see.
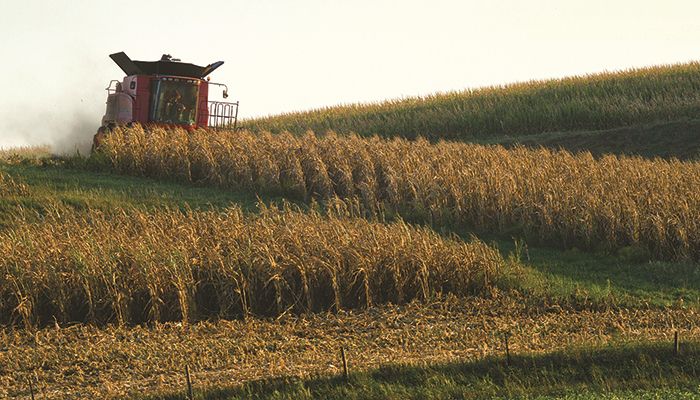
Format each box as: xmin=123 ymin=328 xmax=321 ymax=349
xmin=1 ymin=0 xmax=699 ymax=150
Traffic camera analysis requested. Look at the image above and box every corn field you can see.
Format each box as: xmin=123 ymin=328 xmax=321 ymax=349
xmin=0 ymin=203 xmax=503 ymax=328
xmin=99 ymin=126 xmax=700 ymax=260
xmin=244 ymin=63 xmax=700 ymax=140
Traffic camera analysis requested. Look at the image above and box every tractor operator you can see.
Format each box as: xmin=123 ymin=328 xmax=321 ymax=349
xmin=164 ymin=90 xmax=187 ymax=123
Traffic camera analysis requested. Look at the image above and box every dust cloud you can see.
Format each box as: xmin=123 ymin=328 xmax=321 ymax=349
xmin=0 ymin=102 xmax=102 ymax=156
xmin=48 ymin=112 xmax=99 ymax=156
xmin=0 ymin=47 xmax=107 ymax=155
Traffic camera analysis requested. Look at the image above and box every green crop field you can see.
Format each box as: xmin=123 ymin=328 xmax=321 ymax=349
xmin=243 ymin=62 xmax=700 ymax=143
xmin=2 ymin=63 xmax=700 ymax=399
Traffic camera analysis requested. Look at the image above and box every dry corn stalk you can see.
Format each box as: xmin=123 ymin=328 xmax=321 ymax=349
xmin=0 ymin=203 xmax=503 ymax=328
xmin=0 ymin=171 xmax=28 ymax=197
xmin=99 ymin=126 xmax=700 ymax=260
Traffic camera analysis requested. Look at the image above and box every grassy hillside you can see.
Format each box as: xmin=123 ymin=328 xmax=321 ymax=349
xmin=244 ymin=63 xmax=700 ymax=141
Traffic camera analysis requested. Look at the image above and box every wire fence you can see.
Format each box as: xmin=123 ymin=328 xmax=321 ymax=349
xmin=11 ymin=329 xmax=694 ymax=399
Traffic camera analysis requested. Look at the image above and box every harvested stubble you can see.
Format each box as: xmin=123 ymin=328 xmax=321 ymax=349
xmin=100 ymin=126 xmax=700 ymax=260
xmin=2 ymin=296 xmax=698 ymax=399
xmin=0 ymin=203 xmax=503 ymax=328
xmin=243 ymin=62 xmax=700 ymax=140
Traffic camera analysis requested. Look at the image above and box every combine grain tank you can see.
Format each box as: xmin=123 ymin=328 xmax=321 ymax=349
xmin=94 ymin=51 xmax=239 ymax=149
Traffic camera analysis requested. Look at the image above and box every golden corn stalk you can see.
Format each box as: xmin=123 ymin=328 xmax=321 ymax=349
xmin=0 ymin=171 xmax=28 ymax=197
xmin=0 ymin=203 xmax=503 ymax=328
xmin=99 ymin=126 xmax=700 ymax=260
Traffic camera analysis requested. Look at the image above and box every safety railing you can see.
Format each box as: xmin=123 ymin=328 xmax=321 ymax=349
xmin=106 ymin=80 xmax=121 ymax=94
xmin=208 ymin=101 xmax=239 ymax=130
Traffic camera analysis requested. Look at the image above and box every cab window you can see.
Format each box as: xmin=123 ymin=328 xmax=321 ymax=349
xmin=150 ymin=78 xmax=200 ymax=124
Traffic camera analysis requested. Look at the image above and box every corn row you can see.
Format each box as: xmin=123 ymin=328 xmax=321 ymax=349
xmin=0 ymin=203 xmax=503 ymax=328
xmin=100 ymin=126 xmax=700 ymax=260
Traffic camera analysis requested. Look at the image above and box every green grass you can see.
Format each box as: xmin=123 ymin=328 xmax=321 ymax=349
xmin=243 ymin=62 xmax=700 ymax=143
xmin=142 ymin=341 xmax=700 ymax=400
xmin=499 ymin=240 xmax=700 ymax=309
xmin=0 ymin=160 xmax=288 ymax=217
xmin=532 ymin=389 xmax=700 ymax=399
xmin=415 ymin=220 xmax=700 ymax=309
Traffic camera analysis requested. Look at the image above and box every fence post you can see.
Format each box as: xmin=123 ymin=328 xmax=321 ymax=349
xmin=504 ymin=332 xmax=511 ymax=366
xmin=27 ymin=375 xmax=35 ymax=400
xmin=185 ymin=364 xmax=193 ymax=400
xmin=674 ymin=331 xmax=680 ymax=356
xmin=340 ymin=346 xmax=349 ymax=380
xmin=34 ymin=370 xmax=45 ymax=400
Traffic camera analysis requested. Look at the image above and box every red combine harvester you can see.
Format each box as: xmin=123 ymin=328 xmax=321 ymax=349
xmin=94 ymin=51 xmax=239 ymax=149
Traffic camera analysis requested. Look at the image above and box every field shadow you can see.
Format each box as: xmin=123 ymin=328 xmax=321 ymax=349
xmin=147 ymin=341 xmax=700 ymax=400
xmin=493 ymin=236 xmax=700 ymax=308
xmin=485 ymin=118 xmax=700 ymax=161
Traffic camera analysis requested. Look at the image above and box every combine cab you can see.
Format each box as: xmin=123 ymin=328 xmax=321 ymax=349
xmin=94 ymin=51 xmax=239 ymax=149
